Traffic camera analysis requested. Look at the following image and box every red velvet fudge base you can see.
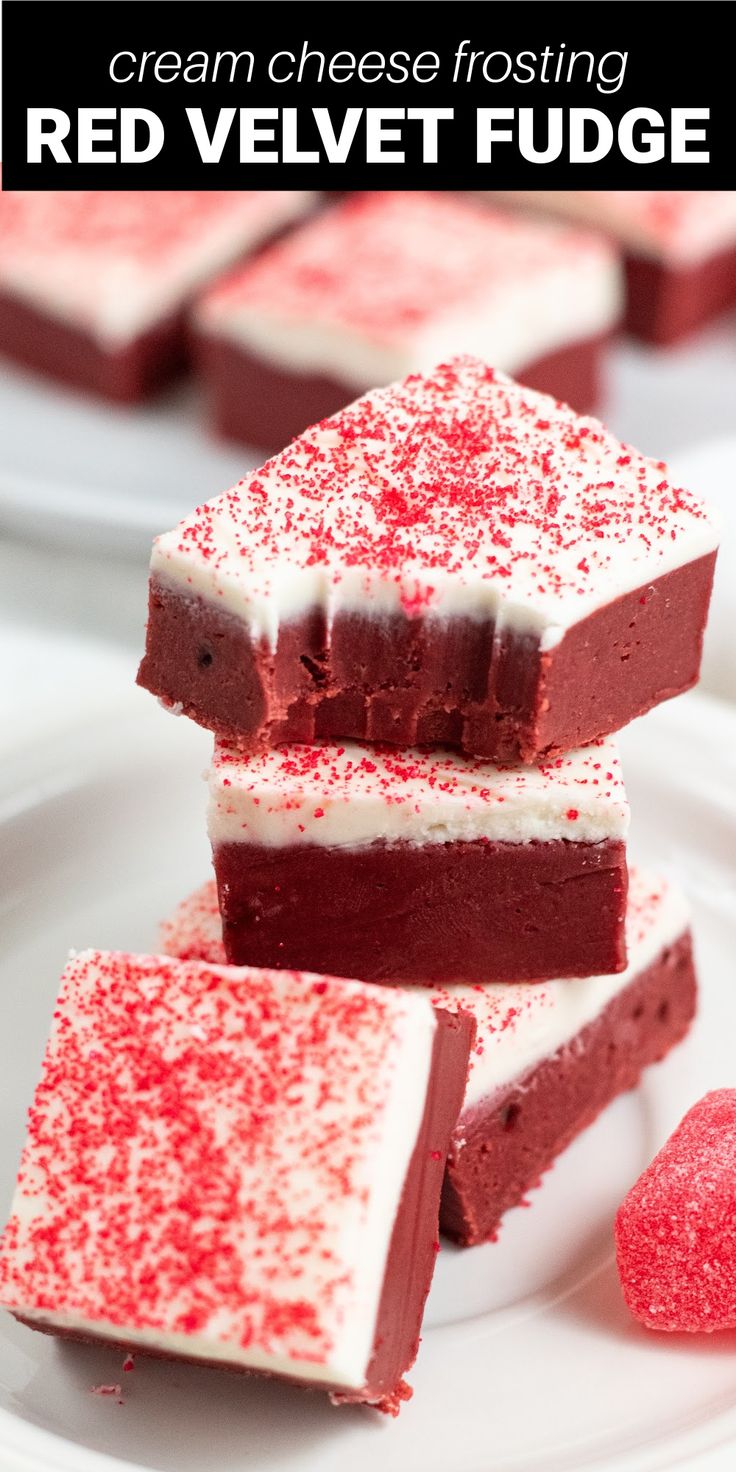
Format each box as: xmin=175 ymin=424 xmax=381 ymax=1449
xmin=625 ymin=242 xmax=736 ymax=346
xmin=441 ymin=930 xmax=696 ymax=1246
xmin=138 ymin=551 xmax=715 ymax=764
xmin=0 ymin=289 xmax=188 ymax=403
xmin=13 ymin=1006 xmax=472 ymax=1416
xmin=196 ymin=331 xmax=608 ymax=453
xmin=517 ymin=332 xmax=607 ymax=416
xmin=214 ymin=838 xmax=628 ymax=985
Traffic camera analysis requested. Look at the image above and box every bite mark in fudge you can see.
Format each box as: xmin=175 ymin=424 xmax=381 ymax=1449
xmin=137 ymin=357 xmax=719 ymax=762
xmin=207 ymin=737 xmax=630 ymax=984
xmin=195 ymin=190 xmax=622 ymax=444
xmin=0 ymin=950 xmax=472 ymax=1413
xmin=436 ymin=871 xmax=696 ymax=1244
xmin=493 ymin=191 xmax=736 ymax=344
xmin=616 ymin=1089 xmax=736 ymax=1332
xmin=0 ymin=188 xmax=314 ymax=400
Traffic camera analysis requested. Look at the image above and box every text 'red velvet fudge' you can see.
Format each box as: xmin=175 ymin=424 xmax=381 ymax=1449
xmin=159 ymin=868 xmax=695 ymax=1248
xmin=0 ymin=187 xmax=314 ymax=401
xmin=138 ymin=357 xmax=719 ymax=763
xmin=0 ymin=949 xmax=472 ymax=1414
xmin=194 ymin=190 xmax=622 ymax=448
xmin=207 ymin=736 xmax=629 ymax=984
xmin=495 ymin=190 xmax=736 ymax=345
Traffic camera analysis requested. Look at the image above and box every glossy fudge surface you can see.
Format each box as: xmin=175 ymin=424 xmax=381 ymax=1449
xmin=436 ymin=871 xmax=695 ymax=1243
xmin=208 ymin=737 xmax=630 ymax=984
xmin=138 ymin=358 xmax=719 ymax=761
xmin=0 ymin=950 xmax=472 ymax=1412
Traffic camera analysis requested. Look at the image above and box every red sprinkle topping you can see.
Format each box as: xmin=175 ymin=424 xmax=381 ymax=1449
xmin=154 ymin=357 xmax=715 ymax=624
xmin=159 ymin=881 xmax=225 ymax=964
xmin=201 ymin=191 xmax=615 ymax=345
xmin=0 ymin=950 xmax=433 ymax=1370
xmin=0 ymin=187 xmax=311 ymax=330
xmin=209 ymin=735 xmax=627 ymax=832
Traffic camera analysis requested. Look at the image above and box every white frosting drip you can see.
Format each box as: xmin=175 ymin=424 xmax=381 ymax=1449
xmin=207 ymin=737 xmax=628 ymax=849
xmin=0 ymin=951 xmax=436 ymax=1391
xmin=492 ymin=191 xmax=736 ymax=266
xmin=0 ymin=191 xmax=314 ymax=346
xmin=437 ymin=869 xmax=690 ymax=1110
xmin=150 ymin=358 xmax=719 ymax=651
xmin=197 ymin=192 xmax=621 ymax=387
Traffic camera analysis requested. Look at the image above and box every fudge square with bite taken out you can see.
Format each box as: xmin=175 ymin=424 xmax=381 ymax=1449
xmin=207 ymin=735 xmax=630 ymax=985
xmin=616 ymin=1090 xmax=736 ymax=1333
xmin=137 ymin=357 xmax=719 ymax=765
xmin=0 ymin=949 xmax=473 ymax=1414
xmin=0 ymin=188 xmax=314 ymax=401
xmin=193 ymin=190 xmax=622 ymax=448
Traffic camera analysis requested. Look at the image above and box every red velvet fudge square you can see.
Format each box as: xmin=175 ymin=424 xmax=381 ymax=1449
xmin=0 ymin=188 xmax=314 ymax=400
xmin=206 ymin=736 xmax=630 ymax=984
xmin=194 ymin=190 xmax=621 ymax=448
xmin=0 ymin=949 xmax=472 ymax=1414
xmin=137 ymin=356 xmax=719 ymax=763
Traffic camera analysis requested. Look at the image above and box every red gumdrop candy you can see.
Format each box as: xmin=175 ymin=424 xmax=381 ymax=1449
xmin=615 ymin=1090 xmax=736 ymax=1332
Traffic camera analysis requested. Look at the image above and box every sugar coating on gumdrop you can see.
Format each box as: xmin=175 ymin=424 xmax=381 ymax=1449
xmin=615 ymin=1089 xmax=736 ymax=1332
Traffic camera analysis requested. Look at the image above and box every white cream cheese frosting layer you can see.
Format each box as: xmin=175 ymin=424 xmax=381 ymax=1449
xmin=196 ymin=191 xmax=622 ymax=387
xmin=492 ymin=191 xmax=736 ymax=266
xmin=436 ymin=869 xmax=690 ymax=1110
xmin=0 ymin=950 xmax=436 ymax=1391
xmin=208 ymin=736 xmax=629 ymax=849
xmin=150 ymin=358 xmax=719 ymax=652
xmin=0 ymin=190 xmax=314 ymax=346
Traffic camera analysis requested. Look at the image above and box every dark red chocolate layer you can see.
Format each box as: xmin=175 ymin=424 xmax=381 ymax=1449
xmin=14 ymin=1005 xmax=473 ymax=1415
xmin=441 ymin=930 xmax=696 ymax=1247
xmin=138 ymin=552 xmax=716 ymax=764
xmin=196 ymin=331 xmax=608 ymax=453
xmin=340 ymin=1004 xmax=474 ymax=1410
xmin=0 ymin=290 xmax=187 ymax=402
xmin=515 ymin=332 xmax=607 ymax=417
xmin=214 ymin=837 xmax=628 ymax=985
xmin=625 ymin=242 xmax=736 ymax=346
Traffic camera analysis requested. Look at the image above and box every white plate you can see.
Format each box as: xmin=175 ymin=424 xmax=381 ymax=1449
xmin=1 ymin=685 xmax=736 ymax=1472
xmin=0 ymin=365 xmax=258 ymax=557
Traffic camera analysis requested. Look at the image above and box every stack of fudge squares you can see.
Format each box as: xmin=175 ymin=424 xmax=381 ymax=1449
xmin=0 ymin=358 xmax=720 ymax=1415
